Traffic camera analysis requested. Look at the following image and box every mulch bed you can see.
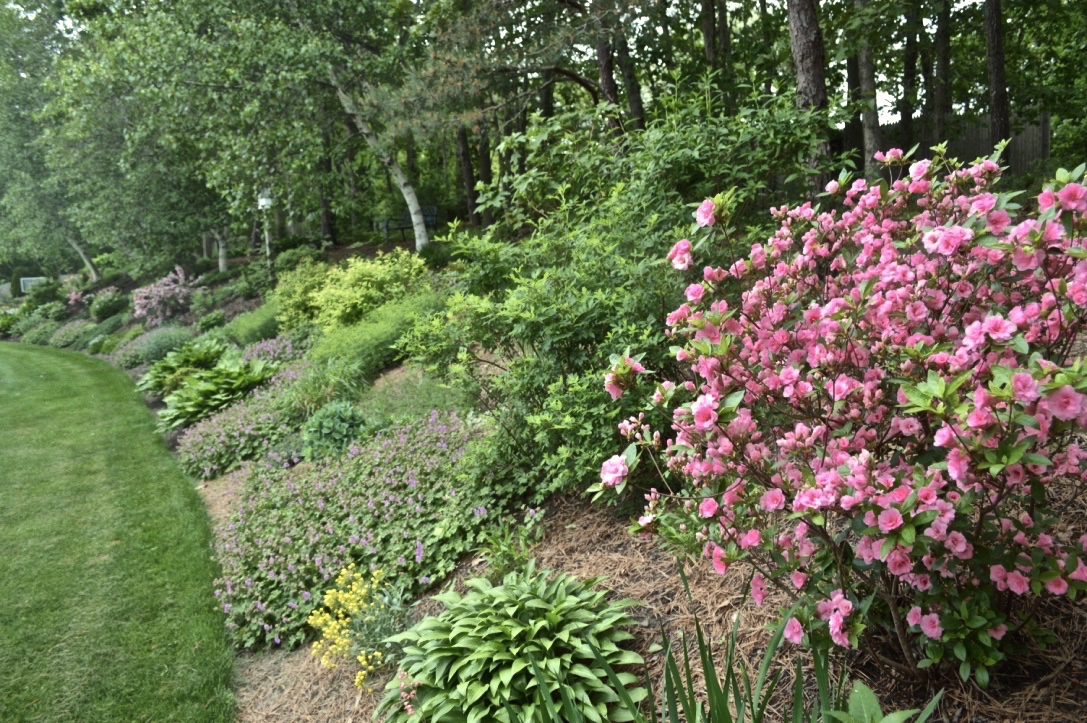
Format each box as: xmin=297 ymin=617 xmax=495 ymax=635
xmin=196 ymin=414 xmax=1087 ymax=723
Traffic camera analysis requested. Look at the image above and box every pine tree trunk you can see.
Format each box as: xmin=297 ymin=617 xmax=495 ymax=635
xmin=786 ymin=0 xmax=828 ymax=112
xmin=899 ymin=0 xmax=920 ymax=149
xmin=615 ymin=30 xmax=645 ymax=131
xmin=596 ymin=35 xmax=622 ymax=132
xmin=700 ymin=0 xmax=717 ymax=69
xmin=933 ymin=0 xmax=952 ymax=142
xmin=984 ymin=0 xmax=1011 ymax=145
xmin=456 ymin=126 xmax=480 ymax=226
xmin=855 ymin=0 xmax=882 ymax=177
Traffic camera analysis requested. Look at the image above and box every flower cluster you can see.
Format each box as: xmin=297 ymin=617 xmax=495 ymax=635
xmin=241 ymin=335 xmax=302 ymax=364
xmin=601 ymin=150 xmax=1087 ymax=684
xmin=132 ymin=266 xmax=193 ymax=326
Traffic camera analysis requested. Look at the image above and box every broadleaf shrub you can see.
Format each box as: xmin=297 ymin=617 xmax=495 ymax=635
xmin=214 ymin=412 xmax=485 ymax=649
xmin=600 ymin=149 xmax=1087 ymax=685
xmin=132 ymin=266 xmax=193 ymax=326
xmin=376 ymin=562 xmax=646 ymax=722
xmin=112 ymin=326 xmax=194 ymax=369
xmin=89 ymin=286 xmax=128 ymax=321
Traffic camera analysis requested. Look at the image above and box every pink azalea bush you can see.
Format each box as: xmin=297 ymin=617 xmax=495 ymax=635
xmin=596 ymin=149 xmax=1087 ymax=685
xmin=132 ymin=266 xmax=193 ymax=326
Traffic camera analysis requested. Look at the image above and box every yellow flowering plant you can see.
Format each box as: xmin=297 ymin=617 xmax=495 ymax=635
xmin=308 ymin=565 xmax=412 ymax=692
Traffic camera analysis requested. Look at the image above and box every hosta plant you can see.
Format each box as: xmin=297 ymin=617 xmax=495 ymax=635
xmin=301 ymin=400 xmax=387 ymax=461
xmin=157 ymin=359 xmax=278 ymax=430
xmin=137 ymin=336 xmax=231 ymax=396
xmin=598 ymin=148 xmax=1087 ymax=686
xmin=376 ymin=561 xmax=646 ymax=723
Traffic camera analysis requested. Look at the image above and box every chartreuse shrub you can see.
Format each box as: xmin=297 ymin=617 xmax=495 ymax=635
xmin=274 ymin=257 xmax=331 ymax=332
xmin=375 ymin=561 xmax=646 ymax=723
xmin=308 ymin=290 xmax=441 ymax=386
xmin=311 ymin=250 xmax=426 ymax=331
xmin=598 ymin=148 xmax=1087 ymax=687
xmin=404 ymin=82 xmax=837 ymax=503
xmin=214 ymin=412 xmax=485 ymax=648
xmin=308 ymin=566 xmax=412 ymax=692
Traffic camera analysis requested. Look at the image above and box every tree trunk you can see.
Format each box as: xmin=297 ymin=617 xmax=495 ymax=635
xmin=855 ymin=0 xmax=882 ymax=177
xmin=596 ymin=35 xmax=622 ymax=132
xmin=405 ymin=132 xmax=420 ymax=187
xmin=933 ymin=0 xmax=952 ymax=142
xmin=984 ymin=0 xmax=1011 ymax=145
xmin=66 ymin=237 xmax=100 ymax=283
xmin=540 ymin=69 xmax=555 ymax=118
xmin=700 ymin=0 xmax=717 ymax=69
xmin=716 ymin=0 xmax=731 ymax=72
xmin=456 ymin=126 xmax=480 ymax=225
xmin=478 ymin=128 xmax=494 ymax=227
xmin=201 ymin=232 xmax=211 ymax=259
xmin=333 ymin=81 xmax=429 ymax=252
xmin=786 ymin=0 xmax=828 ymax=112
xmin=319 ymin=132 xmax=337 ymax=244
xmin=215 ymin=229 xmax=229 ymax=273
xmin=899 ymin=0 xmax=920 ymax=149
xmin=845 ymin=56 xmax=863 ymax=159
xmin=614 ymin=30 xmax=645 ymax=131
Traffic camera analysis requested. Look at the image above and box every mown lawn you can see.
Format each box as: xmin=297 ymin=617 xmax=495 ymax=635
xmin=0 ymin=343 xmax=233 ymax=722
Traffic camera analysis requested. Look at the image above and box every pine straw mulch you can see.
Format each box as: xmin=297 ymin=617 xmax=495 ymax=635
xmin=199 ymin=479 xmax=1087 ymax=723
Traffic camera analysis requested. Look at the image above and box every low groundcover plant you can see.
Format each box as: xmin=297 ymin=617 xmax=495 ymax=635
xmin=598 ymin=148 xmax=1087 ymax=686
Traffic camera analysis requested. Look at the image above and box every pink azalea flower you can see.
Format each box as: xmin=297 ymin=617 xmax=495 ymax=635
xmin=600 ymin=455 xmax=628 ymax=487
xmin=920 ymin=613 xmax=943 ymax=639
xmin=1057 ymin=182 xmax=1087 ymax=212
xmin=667 ymin=239 xmax=693 ymax=270
xmin=989 ymin=624 xmax=1008 ymax=640
xmin=750 ymin=573 xmax=767 ymax=606
xmin=1045 ymin=576 xmax=1068 ymax=595
xmin=604 ymin=372 xmax=623 ymax=400
xmin=698 ymin=497 xmax=719 ymax=518
xmin=695 ymin=199 xmax=717 ymax=227
xmin=760 ymin=488 xmax=786 ymax=511
xmin=784 ymin=617 xmax=804 ymax=644
xmin=1012 ymin=373 xmax=1039 ymax=402
xmin=791 ymin=570 xmax=808 ymax=588
xmin=906 ymin=606 xmax=923 ymax=626
xmin=981 ymin=314 xmax=1016 ymax=342
xmin=877 ymin=508 xmax=904 ymax=534
xmin=691 ymin=394 xmax=719 ymax=431
xmin=711 ymin=544 xmax=729 ymax=574
xmin=946 ymin=447 xmax=971 ymax=482
xmin=1006 ymin=570 xmax=1030 ymax=595
xmin=1043 ymin=385 xmax=1084 ymax=421
xmin=685 ymin=283 xmax=705 ymax=303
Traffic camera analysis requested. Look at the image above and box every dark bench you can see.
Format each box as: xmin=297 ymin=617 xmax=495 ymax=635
xmin=375 ymin=205 xmax=439 ymax=242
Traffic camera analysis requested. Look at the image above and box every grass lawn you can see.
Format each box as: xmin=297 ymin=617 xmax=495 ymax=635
xmin=0 ymin=343 xmax=234 ymax=722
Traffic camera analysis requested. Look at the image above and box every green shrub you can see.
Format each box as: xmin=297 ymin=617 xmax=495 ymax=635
xmin=157 ymin=359 xmax=278 ymax=430
xmin=196 ymin=310 xmax=226 ymax=332
xmin=308 ymin=291 xmax=441 ymax=387
xmin=190 ymin=286 xmax=234 ymax=316
xmin=36 ymin=301 xmax=67 ymax=322
xmin=137 ymin=337 xmax=231 ymax=396
xmin=301 ymin=400 xmax=387 ymax=461
xmin=89 ymin=286 xmax=129 ymax=321
xmin=97 ymin=323 xmax=144 ymax=356
xmin=274 ymin=257 xmax=331 ymax=332
xmin=356 ymin=367 xmax=467 ymax=423
xmin=21 ymin=320 xmax=62 ymax=346
xmin=0 ymin=311 xmax=18 ymax=337
xmin=113 ymin=326 xmax=195 ymax=369
xmin=222 ymin=301 xmax=278 ymax=346
xmin=25 ymin=279 xmax=63 ymax=308
xmin=274 ymin=246 xmax=324 ymax=274
xmin=311 ymin=250 xmax=426 ymax=331
xmin=48 ymin=319 xmax=96 ymax=349
xmin=274 ymin=358 xmax=371 ymax=418
xmin=376 ymin=562 xmax=646 ymax=723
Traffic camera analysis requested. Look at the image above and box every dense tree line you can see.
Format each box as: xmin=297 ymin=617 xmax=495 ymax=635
xmin=1 ymin=0 xmax=1084 ymax=279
